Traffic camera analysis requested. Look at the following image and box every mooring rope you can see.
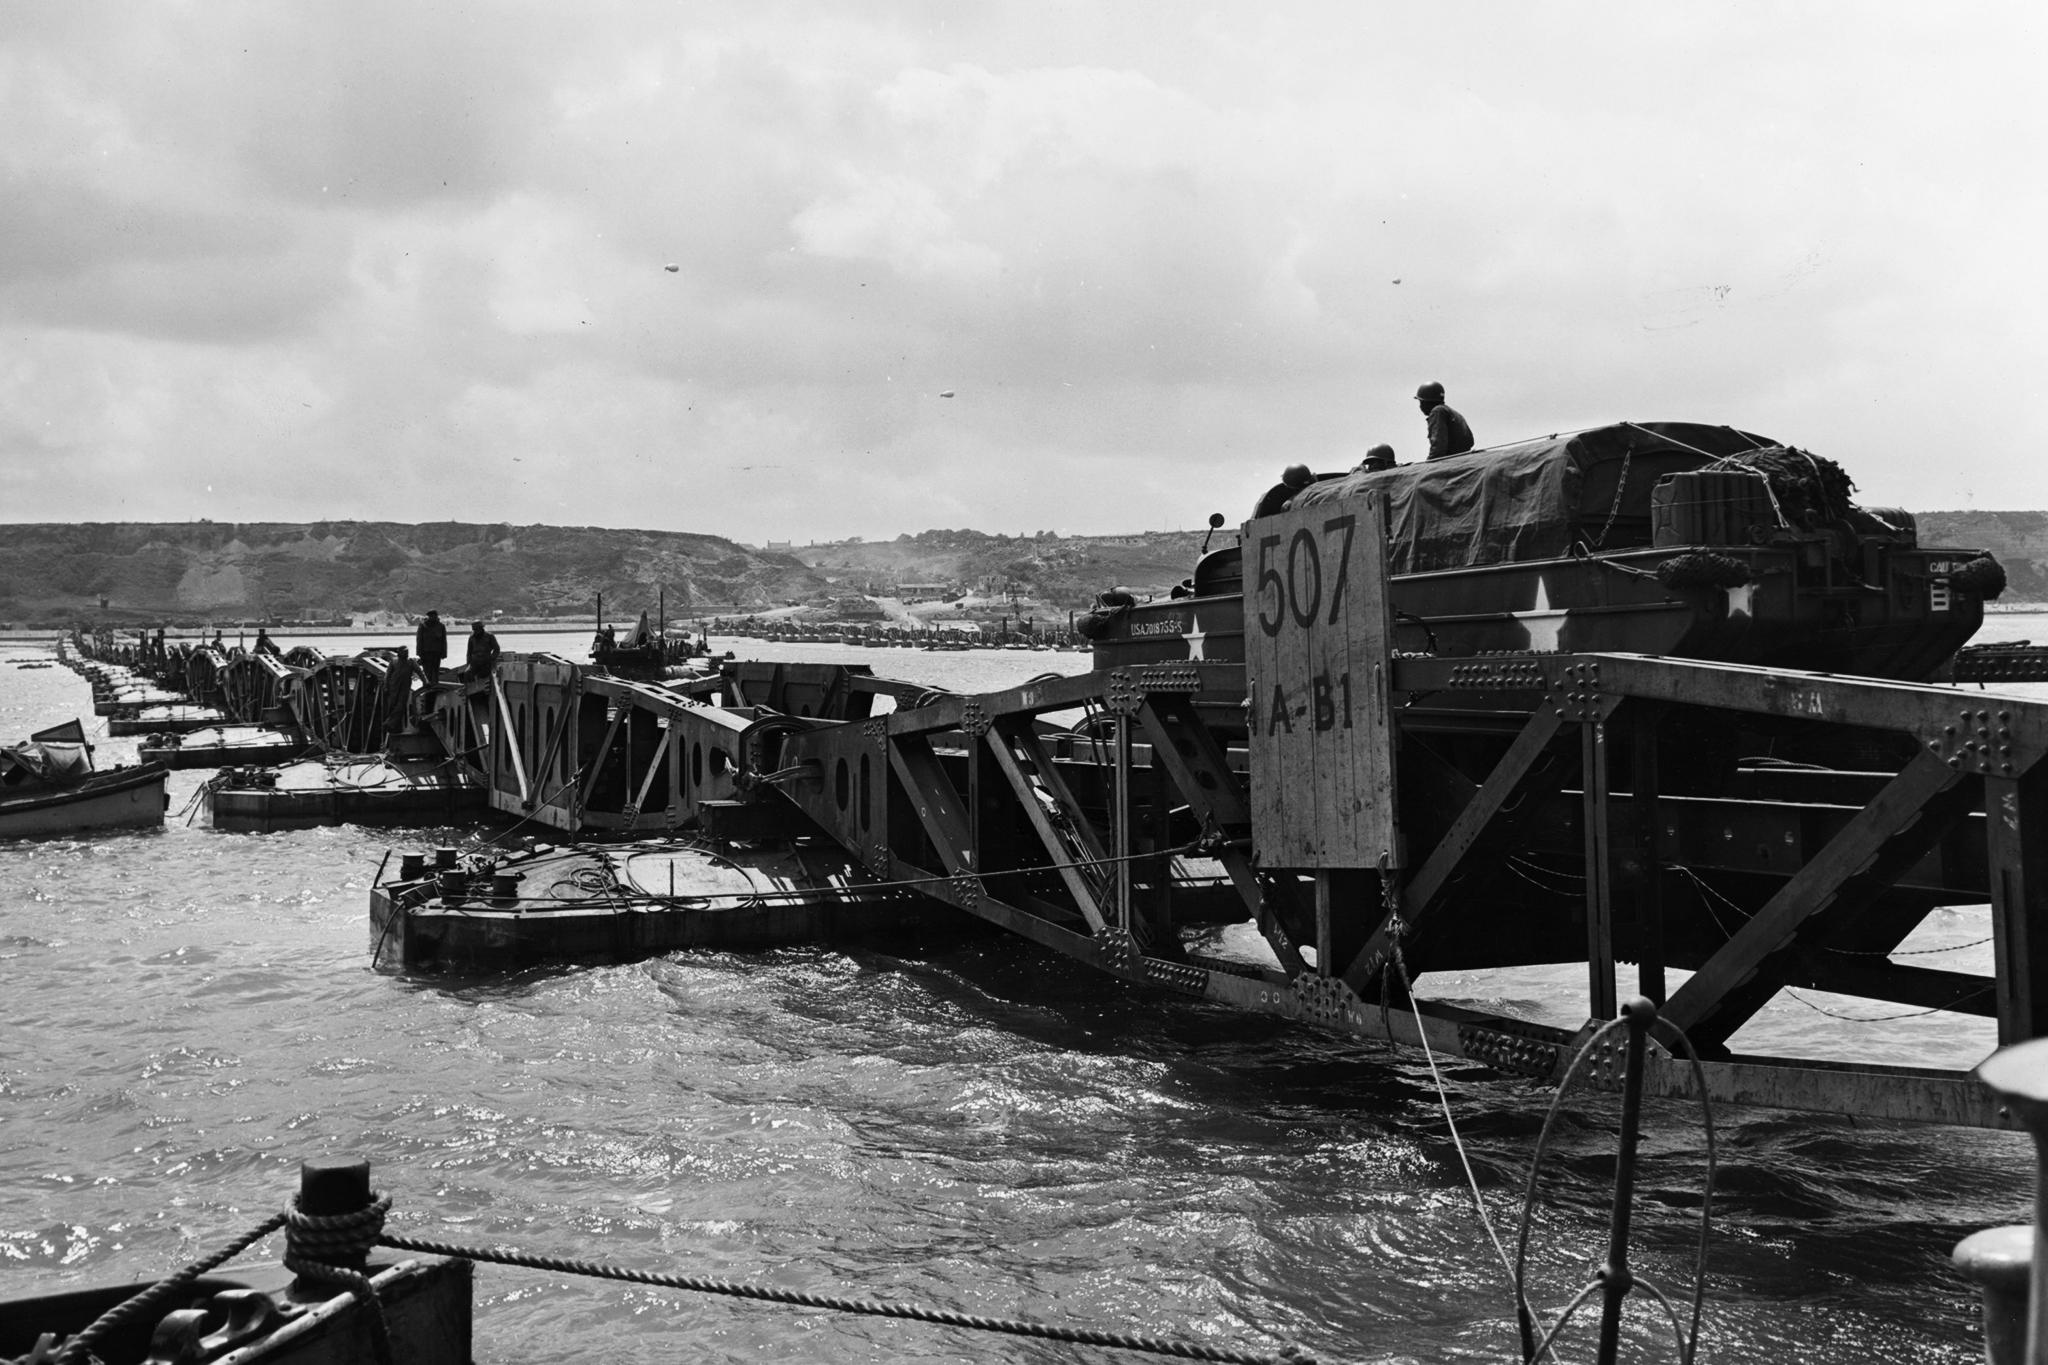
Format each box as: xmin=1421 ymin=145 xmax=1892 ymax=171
xmin=1512 ymin=1014 xmax=1717 ymax=1364
xmin=53 ymin=1213 xmax=287 ymax=1365
xmin=375 ymin=1232 xmax=1325 ymax=1364
xmin=283 ymin=1194 xmax=396 ymax=1365
xmin=1375 ymin=833 xmax=1716 ymax=1365
xmin=1388 ymin=941 xmax=1557 ymax=1362
xmin=48 ymin=1186 xmax=407 ymax=1358
xmin=47 ymin=1191 xmax=402 ymax=1365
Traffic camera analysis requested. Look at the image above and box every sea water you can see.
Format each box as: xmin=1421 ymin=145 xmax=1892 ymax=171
xmin=3 ymin=622 xmax=2043 ymax=1363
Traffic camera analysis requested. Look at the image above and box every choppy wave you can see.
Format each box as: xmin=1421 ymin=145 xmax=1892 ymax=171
xmin=0 ymin=636 xmax=2029 ymax=1361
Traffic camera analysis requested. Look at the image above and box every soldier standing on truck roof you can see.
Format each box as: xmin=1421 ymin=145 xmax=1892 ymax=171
xmin=1417 ymin=382 xmax=1475 ymax=460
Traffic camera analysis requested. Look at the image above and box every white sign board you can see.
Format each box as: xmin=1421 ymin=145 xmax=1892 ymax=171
xmin=1244 ymin=491 xmax=1401 ymax=869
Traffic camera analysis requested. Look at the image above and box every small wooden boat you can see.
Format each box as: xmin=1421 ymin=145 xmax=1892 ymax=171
xmin=0 ymin=719 xmax=169 ymax=837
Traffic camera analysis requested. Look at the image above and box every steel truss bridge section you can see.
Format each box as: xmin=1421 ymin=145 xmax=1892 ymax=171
xmin=419 ymin=645 xmax=2048 ymax=1129
xmin=752 ymin=655 xmax=2047 ymax=1130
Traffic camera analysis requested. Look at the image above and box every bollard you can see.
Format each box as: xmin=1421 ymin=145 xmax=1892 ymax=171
xmin=433 ymin=847 xmax=459 ymax=870
xmin=1970 ymin=1038 xmax=2048 ymax=1365
xmin=1955 ymin=1225 xmax=2032 ymax=1365
xmin=296 ymin=1157 xmax=374 ymax=1281
xmin=399 ymin=853 xmax=426 ymax=880
xmin=436 ymin=868 xmax=467 ymax=902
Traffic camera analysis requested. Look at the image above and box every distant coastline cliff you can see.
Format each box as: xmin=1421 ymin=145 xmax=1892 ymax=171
xmin=1 ymin=513 xmax=2039 ymax=628
xmin=0 ymin=521 xmax=1211 ymax=627
xmin=0 ymin=521 xmax=827 ymax=626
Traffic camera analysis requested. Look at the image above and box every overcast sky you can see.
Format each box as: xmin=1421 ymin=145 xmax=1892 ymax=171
xmin=2 ymin=2 xmax=2041 ymax=544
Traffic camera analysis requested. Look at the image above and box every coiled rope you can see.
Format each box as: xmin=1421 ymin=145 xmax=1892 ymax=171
xmin=375 ymin=1232 xmax=1325 ymax=1364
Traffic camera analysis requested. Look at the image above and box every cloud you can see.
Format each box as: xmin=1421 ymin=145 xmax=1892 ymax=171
xmin=793 ymin=172 xmax=1002 ymax=284
xmin=0 ymin=2 xmax=2041 ymax=542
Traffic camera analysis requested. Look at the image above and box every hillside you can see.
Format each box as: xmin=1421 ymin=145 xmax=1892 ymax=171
xmin=791 ymin=511 xmax=2048 ymax=610
xmin=5 ymin=509 xmax=2044 ymax=630
xmin=1917 ymin=512 xmax=2048 ymax=601
xmin=791 ymin=529 xmax=1211 ymax=607
xmin=0 ymin=521 xmax=831 ymax=626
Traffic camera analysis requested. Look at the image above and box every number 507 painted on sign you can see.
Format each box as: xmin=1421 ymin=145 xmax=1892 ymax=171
xmin=1244 ymin=492 xmax=1401 ymax=870
xmin=1254 ymin=514 xmax=1356 ymax=637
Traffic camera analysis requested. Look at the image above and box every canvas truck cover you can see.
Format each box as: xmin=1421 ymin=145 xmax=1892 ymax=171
xmin=0 ymin=720 xmax=94 ymax=789
xmin=1289 ymin=422 xmax=1780 ymax=574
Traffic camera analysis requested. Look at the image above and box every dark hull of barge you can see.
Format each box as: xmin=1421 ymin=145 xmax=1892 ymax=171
xmin=210 ymin=757 xmax=486 ymax=832
xmin=370 ymin=839 xmax=969 ymax=973
xmin=108 ymin=706 xmax=235 ymax=737
xmin=138 ymin=724 xmax=312 ymax=770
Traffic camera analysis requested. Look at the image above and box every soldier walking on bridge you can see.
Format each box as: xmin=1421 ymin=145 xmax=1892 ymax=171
xmin=415 ymin=609 xmax=448 ymax=685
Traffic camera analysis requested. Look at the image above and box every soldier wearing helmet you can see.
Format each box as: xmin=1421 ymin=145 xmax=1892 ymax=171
xmin=1417 ymin=382 xmax=1475 ymax=460
xmin=1253 ymin=463 xmax=1316 ymax=518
